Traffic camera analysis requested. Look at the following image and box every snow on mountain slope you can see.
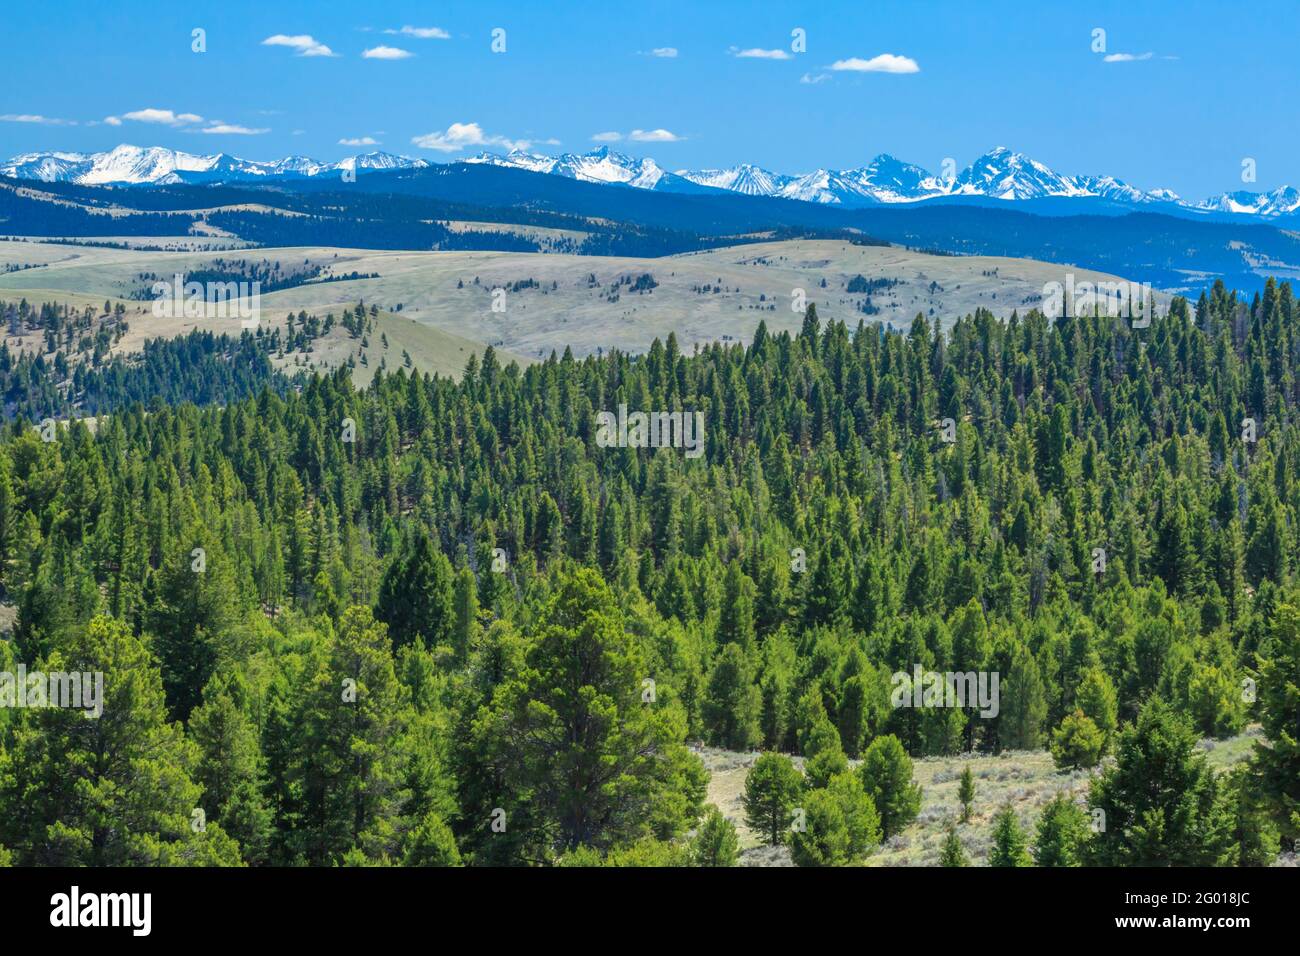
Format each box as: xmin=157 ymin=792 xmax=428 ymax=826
xmin=466 ymin=149 xmax=559 ymax=175
xmin=468 ymin=145 xmax=705 ymax=192
xmin=675 ymin=163 xmax=793 ymax=196
xmin=0 ymin=144 xmax=426 ymax=185
xmin=950 ymin=147 xmax=1084 ymax=200
xmin=1193 ymin=186 xmax=1300 ymax=217
xmin=839 ymin=153 xmax=950 ymax=203
xmin=778 ymin=168 xmax=873 ymax=204
xmin=1 ymin=142 xmax=1294 ymax=219
xmin=332 ymin=151 xmax=429 ymax=174
xmin=0 ymin=150 xmax=94 ymax=182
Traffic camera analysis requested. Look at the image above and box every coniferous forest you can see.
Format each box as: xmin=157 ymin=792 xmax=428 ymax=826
xmin=0 ymin=279 xmax=1298 ymax=869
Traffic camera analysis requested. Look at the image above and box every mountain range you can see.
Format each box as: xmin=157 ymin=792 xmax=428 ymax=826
xmin=0 ymin=143 xmax=429 ymax=186
xmin=4 ymin=142 xmax=1300 ymax=220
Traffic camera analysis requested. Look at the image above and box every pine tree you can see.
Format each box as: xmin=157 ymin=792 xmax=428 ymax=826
xmin=376 ymin=530 xmax=455 ymax=649
xmin=1086 ymin=698 xmax=1236 ymax=865
xmin=1255 ymin=603 xmax=1300 ymax=845
xmin=1033 ymin=793 xmax=1089 ymax=866
xmin=476 ymin=569 xmax=706 ymax=858
xmin=403 ymin=812 xmax=462 ymax=866
xmin=0 ymin=616 xmax=242 ymax=865
xmin=1074 ymin=665 xmax=1119 ymax=751
xmin=989 ymin=803 xmax=1032 ymax=867
xmin=998 ymin=640 xmax=1047 ymax=750
xmin=719 ymin=561 xmax=756 ymax=649
xmin=1225 ymin=765 xmax=1280 ymax=867
xmin=189 ymin=676 xmax=273 ymax=864
xmin=789 ymin=788 xmax=850 ymax=867
xmin=1050 ymin=709 xmax=1106 ymax=770
xmin=802 ymin=713 xmax=849 ymax=788
xmin=295 ymin=606 xmax=412 ymax=864
xmin=958 ymin=765 xmax=975 ymax=822
xmin=452 ymin=566 xmax=479 ymax=664
xmin=827 ymin=770 xmax=882 ymax=859
xmin=939 ymin=825 xmax=968 ymax=866
xmin=703 ymin=642 xmax=761 ymax=750
xmin=859 ymin=734 xmax=922 ymax=839
xmin=742 ymin=752 xmax=804 ymax=847
xmin=689 ymin=804 xmax=740 ymax=867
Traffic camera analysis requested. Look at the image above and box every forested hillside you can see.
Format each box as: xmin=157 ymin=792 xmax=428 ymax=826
xmin=0 ymin=277 xmax=1297 ymax=867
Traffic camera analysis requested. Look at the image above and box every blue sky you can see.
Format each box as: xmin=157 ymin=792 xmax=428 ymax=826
xmin=0 ymin=0 xmax=1293 ymax=198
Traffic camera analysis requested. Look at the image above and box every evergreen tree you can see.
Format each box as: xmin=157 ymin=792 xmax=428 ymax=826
xmin=1086 ymin=698 xmax=1236 ymax=866
xmin=0 ymin=616 xmax=242 ymax=865
xmin=1050 ymin=709 xmax=1106 ymax=770
xmin=703 ymin=642 xmax=761 ymax=750
xmin=689 ymin=804 xmax=740 ymax=867
xmin=826 ymin=770 xmax=882 ymax=859
xmin=294 ymin=606 xmax=412 ymax=864
xmin=989 ymin=803 xmax=1032 ymax=867
xmin=189 ymin=676 xmax=273 ymax=864
xmin=1255 ymin=603 xmax=1300 ymax=845
xmin=376 ymin=531 xmax=455 ymax=649
xmin=742 ymin=752 xmax=804 ymax=847
xmin=475 ymin=569 xmax=706 ymax=858
xmin=859 ymin=734 xmax=922 ymax=839
xmin=789 ymin=788 xmax=850 ymax=867
xmin=939 ymin=825 xmax=968 ymax=866
xmin=958 ymin=764 xmax=976 ymax=823
xmin=1032 ymin=793 xmax=1089 ymax=867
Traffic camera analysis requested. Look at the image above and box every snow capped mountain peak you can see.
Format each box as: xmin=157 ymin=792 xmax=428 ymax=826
xmin=72 ymin=144 xmax=207 ymax=185
xmin=844 ymin=153 xmax=948 ymax=202
xmin=470 ymin=145 xmax=688 ymax=190
xmin=268 ymin=155 xmax=327 ymax=176
xmin=466 ymin=149 xmax=556 ymax=174
xmin=335 ymin=151 xmax=428 ymax=172
xmin=676 ymin=163 xmax=793 ymax=196
xmin=1193 ymin=185 xmax=1300 ymax=217
xmin=952 ymin=147 xmax=1085 ymax=200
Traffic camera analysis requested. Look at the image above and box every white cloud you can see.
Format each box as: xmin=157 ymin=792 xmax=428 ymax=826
xmin=363 ymin=45 xmax=413 ymax=59
xmin=339 ymin=136 xmax=380 ymax=146
xmin=202 ymin=123 xmax=269 ymax=135
xmin=123 ymin=108 xmax=204 ymax=125
xmin=386 ymin=26 xmax=449 ymax=39
xmin=591 ymin=131 xmax=623 ymax=142
xmin=1103 ymin=52 xmax=1154 ymax=62
xmin=411 ymin=121 xmax=535 ymax=153
xmin=650 ymin=47 xmax=678 ymax=58
xmin=732 ymin=47 xmax=791 ymax=60
xmin=800 ymin=72 xmax=830 ymax=84
xmin=829 ymin=54 xmax=920 ymax=74
xmin=0 ymin=113 xmax=74 ymax=125
xmin=629 ymin=128 xmax=683 ymax=142
xmin=262 ymin=34 xmax=336 ymax=57
xmin=104 ymin=115 xmax=122 ymax=126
